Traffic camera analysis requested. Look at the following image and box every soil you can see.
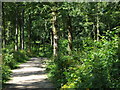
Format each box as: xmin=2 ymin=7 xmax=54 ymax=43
xmin=3 ymin=57 xmax=55 ymax=90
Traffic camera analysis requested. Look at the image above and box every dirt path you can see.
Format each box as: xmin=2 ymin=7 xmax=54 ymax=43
xmin=4 ymin=57 xmax=55 ymax=89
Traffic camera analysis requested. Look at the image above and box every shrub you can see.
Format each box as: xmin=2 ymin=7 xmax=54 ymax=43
xmin=2 ymin=65 xmax=12 ymax=84
xmin=13 ymin=50 xmax=29 ymax=63
xmin=2 ymin=49 xmax=17 ymax=69
xmin=47 ymin=35 xmax=120 ymax=88
xmin=59 ymin=38 xmax=68 ymax=55
xmin=2 ymin=49 xmax=29 ymax=84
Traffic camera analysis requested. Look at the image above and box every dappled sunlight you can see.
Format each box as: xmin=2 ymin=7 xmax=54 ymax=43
xmin=5 ymin=58 xmax=55 ymax=89
xmin=12 ymin=67 xmax=45 ymax=73
xmin=7 ymin=74 xmax=47 ymax=84
xmin=3 ymin=2 xmax=119 ymax=89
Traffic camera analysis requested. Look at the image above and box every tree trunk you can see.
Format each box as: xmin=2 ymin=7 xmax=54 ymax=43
xmin=52 ymin=10 xmax=58 ymax=57
xmin=96 ymin=3 xmax=100 ymax=41
xmin=15 ymin=5 xmax=18 ymax=51
xmin=118 ymin=31 xmax=120 ymax=60
xmin=20 ymin=15 xmax=22 ymax=50
xmin=96 ymin=14 xmax=100 ymax=41
xmin=50 ymin=30 xmax=53 ymax=46
xmin=28 ymin=13 xmax=31 ymax=52
xmin=2 ymin=3 xmax=6 ymax=49
xmin=85 ymin=14 xmax=89 ymax=37
xmin=92 ymin=24 xmax=96 ymax=40
xmin=21 ymin=9 xmax=24 ymax=50
xmin=67 ymin=15 xmax=73 ymax=54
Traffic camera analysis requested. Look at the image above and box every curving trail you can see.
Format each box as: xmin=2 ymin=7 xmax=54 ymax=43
xmin=4 ymin=58 xmax=55 ymax=90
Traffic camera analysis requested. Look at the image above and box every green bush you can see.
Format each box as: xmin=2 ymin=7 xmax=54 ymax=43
xmin=59 ymin=38 xmax=68 ymax=55
xmin=30 ymin=44 xmax=53 ymax=58
xmin=47 ymin=35 xmax=120 ymax=88
xmin=2 ymin=49 xmax=29 ymax=84
xmin=2 ymin=49 xmax=17 ymax=69
xmin=2 ymin=65 xmax=12 ymax=84
xmin=13 ymin=50 xmax=29 ymax=63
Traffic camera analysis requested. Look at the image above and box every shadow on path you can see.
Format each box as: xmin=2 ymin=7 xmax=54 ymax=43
xmin=3 ymin=57 xmax=55 ymax=90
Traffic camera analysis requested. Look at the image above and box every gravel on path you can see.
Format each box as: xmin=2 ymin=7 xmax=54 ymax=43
xmin=3 ymin=57 xmax=55 ymax=90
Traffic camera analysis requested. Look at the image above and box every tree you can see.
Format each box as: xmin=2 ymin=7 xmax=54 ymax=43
xmin=2 ymin=2 xmax=5 ymax=49
xmin=15 ymin=3 xmax=18 ymax=51
xmin=67 ymin=15 xmax=73 ymax=54
xmin=21 ymin=8 xmax=24 ymax=50
xmin=51 ymin=3 xmax=59 ymax=57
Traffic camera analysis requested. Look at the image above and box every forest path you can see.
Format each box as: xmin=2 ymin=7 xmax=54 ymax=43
xmin=4 ymin=57 xmax=55 ymax=89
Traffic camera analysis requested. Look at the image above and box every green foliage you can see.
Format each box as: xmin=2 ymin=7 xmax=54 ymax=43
xmin=2 ymin=2 xmax=120 ymax=88
xmin=13 ymin=50 xmax=29 ymax=63
xmin=47 ymin=35 xmax=119 ymax=88
xmin=2 ymin=48 xmax=17 ymax=69
xmin=2 ymin=49 xmax=29 ymax=84
xmin=2 ymin=65 xmax=12 ymax=84
xmin=59 ymin=38 xmax=68 ymax=54
xmin=39 ymin=44 xmax=53 ymax=58
xmin=29 ymin=44 xmax=53 ymax=58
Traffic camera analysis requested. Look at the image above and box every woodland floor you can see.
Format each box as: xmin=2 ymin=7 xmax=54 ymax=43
xmin=3 ymin=57 xmax=55 ymax=90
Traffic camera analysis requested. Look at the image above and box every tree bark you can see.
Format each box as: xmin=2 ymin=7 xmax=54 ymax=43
xmin=15 ymin=4 xmax=18 ymax=51
xmin=118 ymin=31 xmax=120 ymax=60
xmin=92 ymin=24 xmax=96 ymax=40
xmin=2 ymin=3 xmax=6 ymax=48
xmin=50 ymin=29 xmax=53 ymax=46
xmin=52 ymin=10 xmax=58 ymax=57
xmin=96 ymin=3 xmax=100 ymax=41
xmin=67 ymin=15 xmax=73 ymax=54
xmin=96 ymin=14 xmax=100 ymax=41
xmin=28 ymin=13 xmax=31 ymax=52
xmin=21 ymin=9 xmax=24 ymax=50
xmin=20 ymin=14 xmax=22 ymax=50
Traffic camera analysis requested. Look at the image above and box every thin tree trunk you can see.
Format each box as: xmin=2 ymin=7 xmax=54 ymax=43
xmin=50 ymin=30 xmax=53 ymax=46
xmin=2 ymin=3 xmax=6 ymax=48
xmin=85 ymin=14 xmax=88 ymax=37
xmin=50 ymin=29 xmax=54 ymax=55
xmin=92 ymin=24 xmax=95 ymax=40
xmin=96 ymin=14 xmax=100 ymax=41
xmin=52 ymin=10 xmax=58 ymax=57
xmin=20 ymin=15 xmax=22 ymax=49
xmin=21 ymin=9 xmax=24 ymax=50
xmin=67 ymin=15 xmax=73 ymax=54
xmin=118 ymin=31 xmax=120 ymax=60
xmin=15 ymin=5 xmax=18 ymax=51
xmin=44 ymin=20 xmax=48 ymax=55
xmin=28 ymin=13 xmax=31 ymax=52
xmin=96 ymin=3 xmax=100 ymax=41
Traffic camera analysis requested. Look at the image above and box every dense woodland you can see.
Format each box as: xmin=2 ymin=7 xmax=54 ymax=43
xmin=2 ymin=2 xmax=120 ymax=88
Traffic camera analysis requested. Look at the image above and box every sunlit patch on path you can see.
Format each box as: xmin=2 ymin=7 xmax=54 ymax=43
xmin=4 ymin=58 xmax=55 ymax=89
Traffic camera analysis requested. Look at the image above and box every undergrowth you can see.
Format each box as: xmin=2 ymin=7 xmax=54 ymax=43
xmin=46 ymin=35 xmax=120 ymax=88
xmin=2 ymin=48 xmax=29 ymax=85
